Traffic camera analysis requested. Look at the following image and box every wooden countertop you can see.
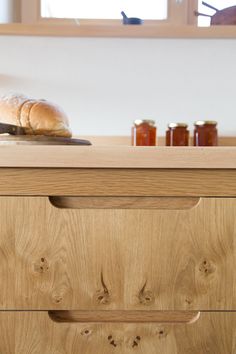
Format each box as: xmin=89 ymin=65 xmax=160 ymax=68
xmin=0 ymin=146 xmax=235 ymax=169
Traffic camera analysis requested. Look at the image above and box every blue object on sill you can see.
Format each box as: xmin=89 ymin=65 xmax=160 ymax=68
xmin=121 ymin=11 xmax=143 ymax=25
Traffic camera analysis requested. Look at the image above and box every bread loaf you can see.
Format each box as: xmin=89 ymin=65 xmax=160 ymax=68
xmin=0 ymin=93 xmax=72 ymax=137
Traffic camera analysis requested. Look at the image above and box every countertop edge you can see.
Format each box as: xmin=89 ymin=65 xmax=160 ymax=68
xmin=0 ymin=146 xmax=235 ymax=169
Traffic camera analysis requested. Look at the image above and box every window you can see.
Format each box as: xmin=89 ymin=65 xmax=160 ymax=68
xmin=24 ymin=0 xmax=197 ymax=25
xmin=8 ymin=0 xmax=236 ymax=38
xmin=41 ymin=0 xmax=168 ymax=20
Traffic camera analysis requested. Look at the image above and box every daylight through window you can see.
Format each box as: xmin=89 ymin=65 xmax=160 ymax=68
xmin=41 ymin=0 xmax=168 ymax=20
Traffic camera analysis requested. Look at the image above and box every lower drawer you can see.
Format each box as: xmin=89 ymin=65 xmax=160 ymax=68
xmin=0 ymin=311 xmax=235 ymax=354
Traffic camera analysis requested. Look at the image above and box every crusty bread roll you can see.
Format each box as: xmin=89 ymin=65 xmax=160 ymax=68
xmin=0 ymin=93 xmax=72 ymax=137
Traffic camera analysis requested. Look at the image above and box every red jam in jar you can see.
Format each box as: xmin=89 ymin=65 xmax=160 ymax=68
xmin=166 ymin=123 xmax=189 ymax=146
xmin=132 ymin=119 xmax=157 ymax=146
xmin=194 ymin=121 xmax=218 ymax=146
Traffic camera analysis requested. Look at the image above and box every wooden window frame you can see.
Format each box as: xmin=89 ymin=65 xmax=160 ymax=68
xmin=0 ymin=0 xmax=236 ymax=38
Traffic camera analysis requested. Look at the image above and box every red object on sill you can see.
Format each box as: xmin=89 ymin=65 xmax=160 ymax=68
xmin=194 ymin=121 xmax=218 ymax=146
xmin=166 ymin=123 xmax=189 ymax=146
xmin=132 ymin=119 xmax=156 ymax=146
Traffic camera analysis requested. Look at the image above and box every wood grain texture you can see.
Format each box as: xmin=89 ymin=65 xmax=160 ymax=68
xmin=0 ymin=146 xmax=235 ymax=168
xmin=0 ymin=196 xmax=233 ymax=310
xmin=124 ymin=197 xmax=236 ymax=311
xmin=0 ymin=312 xmax=15 ymax=354
xmin=0 ymin=169 xmax=235 ymax=196
xmin=0 ymin=23 xmax=236 ymax=38
xmin=49 ymin=196 xmax=201 ymax=210
xmin=0 ymin=311 xmax=235 ymax=354
xmin=0 ymin=198 xmax=15 ymax=308
xmin=49 ymin=310 xmax=200 ymax=323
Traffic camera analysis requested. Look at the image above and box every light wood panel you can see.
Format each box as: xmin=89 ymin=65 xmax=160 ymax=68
xmin=14 ymin=196 xmax=124 ymax=309
xmin=124 ymin=197 xmax=236 ymax=311
xmin=0 ymin=23 xmax=236 ymax=38
xmin=0 ymin=169 xmax=235 ymax=196
xmin=1 ymin=196 xmax=233 ymax=310
xmin=0 ymin=198 xmax=15 ymax=308
xmin=0 ymin=146 xmax=235 ymax=168
xmin=0 ymin=311 xmax=235 ymax=354
xmin=0 ymin=312 xmax=15 ymax=354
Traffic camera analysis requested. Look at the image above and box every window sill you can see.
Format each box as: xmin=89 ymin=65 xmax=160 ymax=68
xmin=0 ymin=23 xmax=236 ymax=38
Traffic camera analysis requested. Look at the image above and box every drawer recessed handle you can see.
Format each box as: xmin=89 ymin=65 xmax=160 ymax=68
xmin=48 ymin=310 xmax=200 ymax=324
xmin=49 ymin=196 xmax=201 ymax=210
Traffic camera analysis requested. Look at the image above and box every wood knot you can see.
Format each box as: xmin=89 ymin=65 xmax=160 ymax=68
xmin=52 ymin=294 xmax=63 ymax=304
xmin=81 ymin=328 xmax=92 ymax=336
xmin=185 ymin=297 xmax=193 ymax=305
xmin=33 ymin=257 xmax=49 ymax=274
xmin=107 ymin=335 xmax=121 ymax=348
xmin=95 ymin=272 xmax=111 ymax=305
xmin=95 ymin=291 xmax=110 ymax=304
xmin=128 ymin=335 xmax=141 ymax=349
xmin=138 ymin=281 xmax=154 ymax=305
xmin=156 ymin=327 xmax=168 ymax=339
xmin=199 ymin=259 xmax=216 ymax=277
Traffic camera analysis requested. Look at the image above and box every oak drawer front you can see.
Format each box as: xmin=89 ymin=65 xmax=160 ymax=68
xmin=0 ymin=311 xmax=235 ymax=354
xmin=0 ymin=197 xmax=235 ymax=310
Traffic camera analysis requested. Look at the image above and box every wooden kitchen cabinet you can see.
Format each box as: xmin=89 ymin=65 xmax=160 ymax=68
xmin=0 ymin=145 xmax=235 ymax=353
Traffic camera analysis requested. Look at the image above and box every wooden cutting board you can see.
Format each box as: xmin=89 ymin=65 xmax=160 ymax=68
xmin=0 ymin=135 xmax=91 ymax=145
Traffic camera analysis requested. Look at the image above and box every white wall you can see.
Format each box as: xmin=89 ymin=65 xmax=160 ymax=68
xmin=0 ymin=35 xmax=235 ymax=136
xmin=0 ymin=0 xmax=14 ymax=23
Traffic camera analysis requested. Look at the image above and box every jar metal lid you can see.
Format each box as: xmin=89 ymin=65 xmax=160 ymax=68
xmin=194 ymin=120 xmax=217 ymax=126
xmin=134 ymin=119 xmax=156 ymax=126
xmin=168 ymin=122 xmax=188 ymax=129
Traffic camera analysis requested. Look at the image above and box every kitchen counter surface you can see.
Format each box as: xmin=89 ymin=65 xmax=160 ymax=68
xmin=0 ymin=145 xmax=236 ymax=169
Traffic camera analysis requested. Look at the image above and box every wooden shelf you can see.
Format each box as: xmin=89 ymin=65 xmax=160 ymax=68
xmin=0 ymin=145 xmax=235 ymax=169
xmin=0 ymin=23 xmax=236 ymax=38
xmin=80 ymin=136 xmax=236 ymax=146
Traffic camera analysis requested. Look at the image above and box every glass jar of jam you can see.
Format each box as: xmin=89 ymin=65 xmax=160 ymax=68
xmin=132 ymin=119 xmax=156 ymax=146
xmin=194 ymin=121 xmax=218 ymax=146
xmin=166 ymin=123 xmax=189 ymax=146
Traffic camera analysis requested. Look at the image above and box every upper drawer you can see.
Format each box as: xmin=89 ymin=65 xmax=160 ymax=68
xmin=0 ymin=196 xmax=235 ymax=310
